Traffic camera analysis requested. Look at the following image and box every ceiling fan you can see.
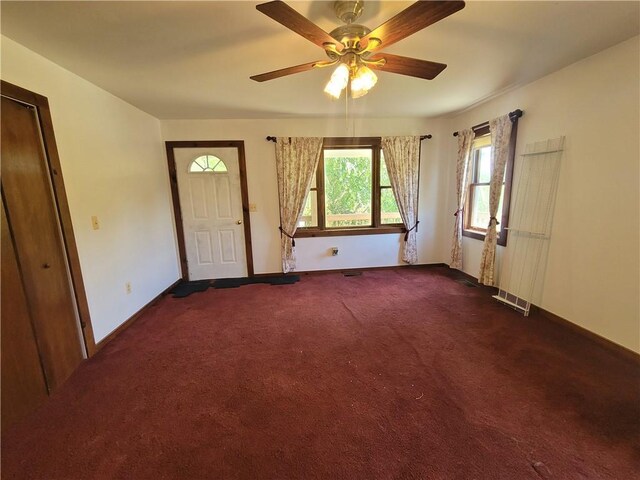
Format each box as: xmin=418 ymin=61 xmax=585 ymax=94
xmin=250 ymin=0 xmax=466 ymax=98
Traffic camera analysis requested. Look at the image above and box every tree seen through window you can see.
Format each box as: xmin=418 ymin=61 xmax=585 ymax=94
xmin=298 ymin=141 xmax=402 ymax=231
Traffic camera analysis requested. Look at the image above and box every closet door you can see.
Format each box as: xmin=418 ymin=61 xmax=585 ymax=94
xmin=1 ymin=199 xmax=49 ymax=430
xmin=1 ymin=95 xmax=84 ymax=427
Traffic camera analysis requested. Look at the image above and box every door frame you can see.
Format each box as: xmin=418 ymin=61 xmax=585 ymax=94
xmin=165 ymin=141 xmax=254 ymax=280
xmin=1 ymin=80 xmax=97 ymax=356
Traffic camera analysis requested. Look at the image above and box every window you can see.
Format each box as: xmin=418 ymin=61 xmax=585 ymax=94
xmin=297 ymin=138 xmax=405 ymax=237
xmin=189 ymin=155 xmax=227 ymax=173
xmin=466 ymin=135 xmax=497 ymax=231
xmin=463 ymin=126 xmax=515 ymax=246
xmin=380 ymin=152 xmax=403 ymax=225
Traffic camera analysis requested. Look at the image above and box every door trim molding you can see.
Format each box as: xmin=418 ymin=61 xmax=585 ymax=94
xmin=1 ymin=80 xmax=97 ymax=356
xmin=165 ymin=140 xmax=254 ymax=279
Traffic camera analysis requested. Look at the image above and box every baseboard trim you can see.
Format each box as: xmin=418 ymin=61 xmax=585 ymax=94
xmin=94 ymin=278 xmax=182 ymax=352
xmin=532 ymin=306 xmax=640 ymax=366
xmin=446 ymin=267 xmax=497 ymax=291
xmin=254 ymin=263 xmax=448 ymax=278
xmin=447 ymin=267 xmax=640 ymax=365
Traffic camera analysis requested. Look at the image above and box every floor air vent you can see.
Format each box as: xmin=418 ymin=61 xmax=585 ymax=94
xmin=343 ymin=271 xmax=363 ymax=277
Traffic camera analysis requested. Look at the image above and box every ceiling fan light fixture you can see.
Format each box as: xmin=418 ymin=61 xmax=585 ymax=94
xmin=324 ymin=63 xmax=350 ymax=99
xmin=331 ymin=63 xmax=350 ymax=88
xmin=350 ymin=65 xmax=377 ymax=98
xmin=251 ymin=1 xmax=464 ymax=94
xmin=324 ymin=79 xmax=344 ymax=99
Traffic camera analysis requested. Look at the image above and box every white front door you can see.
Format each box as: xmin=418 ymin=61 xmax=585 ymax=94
xmin=175 ymin=147 xmax=247 ymax=280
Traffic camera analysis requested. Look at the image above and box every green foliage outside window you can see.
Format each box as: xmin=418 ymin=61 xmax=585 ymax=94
xmin=298 ymin=148 xmax=402 ymax=229
xmin=380 ymin=155 xmax=402 ymax=224
xmin=324 ymin=154 xmax=372 ymax=227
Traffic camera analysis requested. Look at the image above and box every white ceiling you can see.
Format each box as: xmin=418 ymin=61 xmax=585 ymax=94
xmin=2 ymin=1 xmax=638 ymax=119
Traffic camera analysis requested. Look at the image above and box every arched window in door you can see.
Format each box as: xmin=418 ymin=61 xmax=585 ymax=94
xmin=189 ymin=155 xmax=228 ymax=173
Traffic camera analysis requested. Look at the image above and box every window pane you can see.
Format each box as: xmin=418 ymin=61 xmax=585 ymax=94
xmin=476 ymin=146 xmax=492 ymax=183
xmin=212 ymin=159 xmax=228 ymax=172
xmin=381 ymin=188 xmax=402 ymax=224
xmin=380 ymin=151 xmax=391 ymax=186
xmin=469 ymin=185 xmax=504 ymax=232
xmin=189 ymin=154 xmax=227 ymax=173
xmin=324 ymin=149 xmax=372 ymax=228
xmin=469 ymin=185 xmax=490 ymax=230
xmin=298 ymin=190 xmax=318 ymax=228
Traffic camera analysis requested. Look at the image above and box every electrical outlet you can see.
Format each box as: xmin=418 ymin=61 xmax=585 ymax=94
xmin=91 ymin=215 xmax=100 ymax=230
xmin=125 ymin=282 xmax=132 ymax=294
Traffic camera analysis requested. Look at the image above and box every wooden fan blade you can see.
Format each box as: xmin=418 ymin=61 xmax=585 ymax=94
xmin=257 ymin=1 xmax=342 ymax=52
xmin=361 ymin=1 xmax=465 ymax=52
xmin=250 ymin=61 xmax=322 ymax=82
xmin=367 ymin=53 xmax=446 ymax=80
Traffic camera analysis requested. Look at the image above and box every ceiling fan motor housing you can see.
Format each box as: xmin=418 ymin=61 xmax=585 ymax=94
xmin=329 ymin=24 xmax=371 ymax=51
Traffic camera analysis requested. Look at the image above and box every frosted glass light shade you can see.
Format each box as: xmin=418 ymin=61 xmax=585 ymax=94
xmin=324 ymin=81 xmax=343 ymax=99
xmin=351 ymin=65 xmax=377 ymax=98
xmin=324 ymin=63 xmax=350 ymax=99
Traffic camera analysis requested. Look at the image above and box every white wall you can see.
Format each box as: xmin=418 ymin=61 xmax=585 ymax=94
xmin=1 ymin=36 xmax=181 ymax=343
xmin=161 ymin=118 xmax=450 ymax=274
xmin=444 ymin=36 xmax=640 ymax=353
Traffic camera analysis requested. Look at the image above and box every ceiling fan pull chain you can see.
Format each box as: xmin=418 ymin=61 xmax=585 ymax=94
xmin=345 ymin=83 xmax=350 ymax=133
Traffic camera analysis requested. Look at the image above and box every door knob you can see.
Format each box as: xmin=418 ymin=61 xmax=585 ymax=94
xmin=236 ymin=220 xmax=243 ymax=225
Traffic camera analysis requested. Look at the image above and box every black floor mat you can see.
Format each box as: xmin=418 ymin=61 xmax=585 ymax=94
xmin=170 ymin=280 xmax=211 ymax=298
xmin=212 ymin=275 xmax=300 ymax=289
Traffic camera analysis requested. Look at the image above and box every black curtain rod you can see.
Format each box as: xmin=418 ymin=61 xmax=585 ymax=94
xmin=452 ymin=109 xmax=523 ymax=137
xmin=266 ymin=135 xmax=432 ymax=142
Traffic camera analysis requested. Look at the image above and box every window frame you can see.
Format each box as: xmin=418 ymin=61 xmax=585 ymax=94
xmin=461 ymin=122 xmax=517 ymax=247
xmin=296 ymin=137 xmax=408 ymax=238
xmin=188 ymin=154 xmax=228 ymax=173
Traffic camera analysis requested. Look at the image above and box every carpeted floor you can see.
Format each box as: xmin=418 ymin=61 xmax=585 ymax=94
xmin=2 ymin=267 xmax=638 ymax=479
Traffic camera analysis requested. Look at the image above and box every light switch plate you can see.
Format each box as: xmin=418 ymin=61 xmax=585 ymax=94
xmin=249 ymin=203 xmax=257 ymax=212
xmin=91 ymin=215 xmax=100 ymax=230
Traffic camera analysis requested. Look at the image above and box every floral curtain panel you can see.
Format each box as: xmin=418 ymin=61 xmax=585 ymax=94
xmin=275 ymin=137 xmax=323 ymax=273
xmin=381 ymin=136 xmax=421 ymax=264
xmin=450 ymin=129 xmax=475 ymax=270
xmin=478 ymin=114 xmax=513 ymax=285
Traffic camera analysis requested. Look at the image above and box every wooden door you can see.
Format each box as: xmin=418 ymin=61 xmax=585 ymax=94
xmin=175 ymin=147 xmax=247 ymax=280
xmin=1 ymin=199 xmax=49 ymax=430
xmin=1 ymin=96 xmax=84 ymax=415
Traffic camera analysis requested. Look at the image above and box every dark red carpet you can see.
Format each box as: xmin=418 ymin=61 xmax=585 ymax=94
xmin=2 ymin=267 xmax=638 ymax=479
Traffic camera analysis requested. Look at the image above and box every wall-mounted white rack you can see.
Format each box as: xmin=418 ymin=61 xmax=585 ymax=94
xmin=493 ymin=136 xmax=565 ymax=316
